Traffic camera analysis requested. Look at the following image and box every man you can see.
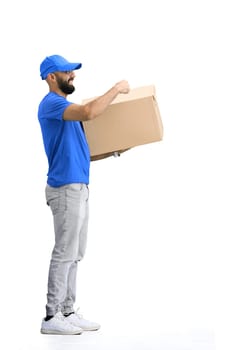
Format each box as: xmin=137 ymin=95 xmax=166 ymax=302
xmin=38 ymin=54 xmax=130 ymax=335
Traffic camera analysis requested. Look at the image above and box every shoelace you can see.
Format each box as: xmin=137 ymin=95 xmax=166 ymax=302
xmin=75 ymin=308 xmax=83 ymax=319
xmin=56 ymin=312 xmax=67 ymax=322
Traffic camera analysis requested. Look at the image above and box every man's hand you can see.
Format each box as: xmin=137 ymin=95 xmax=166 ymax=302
xmin=115 ymin=80 xmax=130 ymax=94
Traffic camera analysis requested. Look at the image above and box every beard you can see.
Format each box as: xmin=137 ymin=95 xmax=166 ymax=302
xmin=56 ymin=75 xmax=75 ymax=95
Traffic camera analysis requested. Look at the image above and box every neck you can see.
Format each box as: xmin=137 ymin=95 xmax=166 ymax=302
xmin=49 ymin=87 xmax=67 ymax=98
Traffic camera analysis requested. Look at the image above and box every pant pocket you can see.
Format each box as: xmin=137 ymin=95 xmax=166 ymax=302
xmin=45 ymin=185 xmax=60 ymax=215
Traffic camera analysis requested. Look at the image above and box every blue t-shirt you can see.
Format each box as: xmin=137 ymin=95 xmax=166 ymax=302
xmin=38 ymin=92 xmax=90 ymax=187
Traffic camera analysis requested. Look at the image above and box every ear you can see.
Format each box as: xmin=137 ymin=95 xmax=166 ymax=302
xmin=47 ymin=73 xmax=56 ymax=82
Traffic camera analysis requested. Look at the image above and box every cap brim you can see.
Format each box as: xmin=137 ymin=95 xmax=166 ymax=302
xmin=62 ymin=62 xmax=82 ymax=71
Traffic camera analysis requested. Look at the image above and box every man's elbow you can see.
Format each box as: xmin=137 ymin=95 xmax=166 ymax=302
xmin=83 ymin=105 xmax=97 ymax=120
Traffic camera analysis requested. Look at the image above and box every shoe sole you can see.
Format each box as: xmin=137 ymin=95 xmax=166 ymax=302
xmin=40 ymin=329 xmax=82 ymax=335
xmin=81 ymin=326 xmax=101 ymax=331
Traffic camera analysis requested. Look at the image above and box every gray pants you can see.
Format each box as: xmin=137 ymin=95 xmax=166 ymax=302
xmin=45 ymin=183 xmax=89 ymax=316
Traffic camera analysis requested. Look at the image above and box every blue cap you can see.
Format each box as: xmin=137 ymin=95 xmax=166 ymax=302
xmin=40 ymin=54 xmax=82 ymax=80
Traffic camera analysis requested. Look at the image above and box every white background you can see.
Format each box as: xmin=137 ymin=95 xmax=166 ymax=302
xmin=0 ymin=0 xmax=233 ymax=349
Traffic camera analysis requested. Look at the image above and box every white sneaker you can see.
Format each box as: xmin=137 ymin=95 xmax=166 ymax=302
xmin=41 ymin=311 xmax=83 ymax=335
xmin=65 ymin=309 xmax=101 ymax=331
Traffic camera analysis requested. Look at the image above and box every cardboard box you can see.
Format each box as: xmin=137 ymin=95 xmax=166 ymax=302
xmin=82 ymin=85 xmax=163 ymax=160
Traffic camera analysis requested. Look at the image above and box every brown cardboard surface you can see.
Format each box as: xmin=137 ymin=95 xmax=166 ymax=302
xmin=82 ymin=85 xmax=163 ymax=159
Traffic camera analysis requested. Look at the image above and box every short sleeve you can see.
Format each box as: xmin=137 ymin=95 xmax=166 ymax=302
xmin=38 ymin=92 xmax=72 ymax=121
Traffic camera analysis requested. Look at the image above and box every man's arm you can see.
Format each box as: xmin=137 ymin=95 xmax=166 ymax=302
xmin=63 ymin=80 xmax=130 ymax=121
